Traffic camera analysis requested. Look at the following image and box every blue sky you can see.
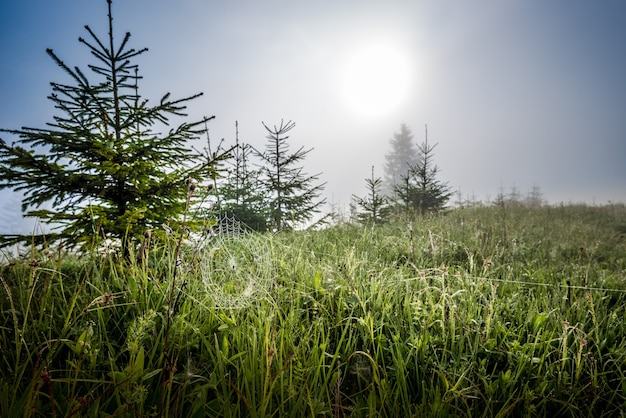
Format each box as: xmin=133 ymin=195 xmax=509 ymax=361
xmin=1 ymin=0 xmax=625 ymax=232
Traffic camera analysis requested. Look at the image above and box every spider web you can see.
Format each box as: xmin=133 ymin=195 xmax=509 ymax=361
xmin=197 ymin=215 xmax=274 ymax=309
xmin=212 ymin=213 xmax=249 ymax=238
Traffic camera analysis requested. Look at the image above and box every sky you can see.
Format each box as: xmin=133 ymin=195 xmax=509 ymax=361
xmin=1 ymin=0 xmax=625 ymax=233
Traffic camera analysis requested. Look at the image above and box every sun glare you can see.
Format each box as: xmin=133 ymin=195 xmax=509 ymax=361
xmin=341 ymin=43 xmax=411 ymax=117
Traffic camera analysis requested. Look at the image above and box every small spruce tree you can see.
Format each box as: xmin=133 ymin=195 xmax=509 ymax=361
xmin=253 ymin=120 xmax=326 ymax=231
xmin=0 ymin=0 xmax=226 ymax=252
xmin=218 ymin=121 xmax=269 ymax=231
xmin=393 ymin=125 xmax=452 ymax=214
xmin=352 ymin=166 xmax=390 ymax=225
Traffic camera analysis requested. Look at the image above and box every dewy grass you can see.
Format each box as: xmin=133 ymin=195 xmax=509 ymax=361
xmin=1 ymin=203 xmax=625 ymax=416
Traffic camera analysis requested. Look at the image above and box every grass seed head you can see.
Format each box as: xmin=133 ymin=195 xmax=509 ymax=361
xmin=185 ymin=177 xmax=198 ymax=194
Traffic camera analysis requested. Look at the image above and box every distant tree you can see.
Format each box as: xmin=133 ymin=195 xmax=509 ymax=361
xmin=393 ymin=125 xmax=452 ymax=214
xmin=218 ymin=122 xmax=269 ymax=231
xmin=383 ymin=123 xmax=419 ymax=195
xmin=525 ymin=184 xmax=545 ymax=207
xmin=253 ymin=120 xmax=326 ymax=231
xmin=352 ymin=166 xmax=391 ymax=225
xmin=453 ymin=187 xmax=480 ymax=209
xmin=0 ymin=0 xmax=227 ymax=252
xmin=508 ymin=183 xmax=522 ymax=206
xmin=493 ymin=186 xmax=507 ymax=208
xmin=493 ymin=184 xmax=532 ymax=208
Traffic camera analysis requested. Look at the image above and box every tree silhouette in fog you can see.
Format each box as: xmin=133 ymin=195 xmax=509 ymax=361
xmin=383 ymin=123 xmax=419 ymax=195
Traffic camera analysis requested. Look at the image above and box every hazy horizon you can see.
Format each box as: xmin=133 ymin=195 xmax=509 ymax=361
xmin=1 ymin=1 xmax=625 ymax=233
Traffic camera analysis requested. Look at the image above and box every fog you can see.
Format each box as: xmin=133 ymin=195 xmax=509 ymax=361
xmin=1 ymin=1 xmax=625 ymax=234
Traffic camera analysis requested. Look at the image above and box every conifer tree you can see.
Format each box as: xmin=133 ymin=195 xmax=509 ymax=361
xmin=253 ymin=120 xmax=326 ymax=231
xmin=0 ymin=0 xmax=226 ymax=251
xmin=526 ymin=184 xmax=545 ymax=207
xmin=218 ymin=122 xmax=269 ymax=231
xmin=394 ymin=125 xmax=452 ymax=214
xmin=352 ymin=166 xmax=391 ymax=225
xmin=383 ymin=123 xmax=419 ymax=195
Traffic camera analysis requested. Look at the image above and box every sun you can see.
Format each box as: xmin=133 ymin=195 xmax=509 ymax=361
xmin=341 ymin=43 xmax=411 ymax=117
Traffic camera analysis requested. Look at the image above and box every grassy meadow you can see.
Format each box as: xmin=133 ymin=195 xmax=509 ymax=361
xmin=1 ymin=203 xmax=626 ymax=417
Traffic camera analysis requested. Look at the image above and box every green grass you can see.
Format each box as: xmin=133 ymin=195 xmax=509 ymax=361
xmin=1 ymin=203 xmax=626 ymax=417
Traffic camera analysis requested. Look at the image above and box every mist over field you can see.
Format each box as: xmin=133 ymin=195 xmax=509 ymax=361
xmin=1 ymin=4 xmax=626 ymax=415
xmin=1 ymin=1 xmax=625 ymax=233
